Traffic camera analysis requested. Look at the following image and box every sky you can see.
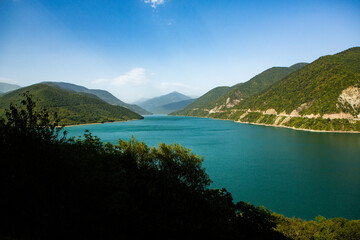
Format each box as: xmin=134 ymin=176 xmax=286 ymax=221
xmin=0 ymin=0 xmax=359 ymax=102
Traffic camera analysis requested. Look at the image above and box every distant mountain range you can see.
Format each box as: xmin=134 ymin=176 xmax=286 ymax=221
xmin=0 ymin=82 xmax=21 ymax=94
xmin=2 ymin=47 xmax=359 ymax=131
xmin=0 ymin=83 xmax=143 ymax=126
xmin=171 ymin=47 xmax=360 ymax=132
xmin=137 ymin=91 xmax=196 ymax=114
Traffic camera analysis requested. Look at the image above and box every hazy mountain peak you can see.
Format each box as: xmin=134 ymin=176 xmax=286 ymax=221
xmin=138 ymin=91 xmax=192 ymax=112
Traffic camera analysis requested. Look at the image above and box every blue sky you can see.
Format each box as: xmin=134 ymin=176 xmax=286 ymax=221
xmin=0 ymin=0 xmax=359 ymax=102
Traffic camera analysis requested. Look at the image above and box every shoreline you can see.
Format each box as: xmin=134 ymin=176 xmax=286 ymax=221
xmin=235 ymin=120 xmax=360 ymax=134
xmin=62 ymin=115 xmax=360 ymax=133
xmin=61 ymin=118 xmax=142 ymax=128
xmin=171 ymin=114 xmax=360 ymax=133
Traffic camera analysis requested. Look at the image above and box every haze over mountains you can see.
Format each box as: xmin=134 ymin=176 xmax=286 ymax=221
xmin=0 ymin=82 xmax=21 ymax=95
xmin=171 ymin=47 xmax=360 ymax=132
xmin=136 ymin=91 xmax=196 ymax=114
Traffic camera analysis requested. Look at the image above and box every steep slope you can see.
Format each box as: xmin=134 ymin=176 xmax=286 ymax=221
xmin=43 ymin=82 xmax=151 ymax=115
xmin=0 ymin=84 xmax=143 ymax=125
xmin=0 ymin=82 xmax=21 ymax=93
xmin=171 ymin=86 xmax=231 ymax=116
xmin=171 ymin=63 xmax=307 ymax=117
xmin=150 ymin=99 xmax=196 ymax=114
xmin=138 ymin=91 xmax=192 ymax=112
xmin=222 ymin=47 xmax=360 ymax=131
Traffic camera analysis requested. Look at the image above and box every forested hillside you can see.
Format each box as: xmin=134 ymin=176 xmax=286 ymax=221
xmin=0 ymin=84 xmax=143 ymax=125
xmin=43 ymin=82 xmax=151 ymax=115
xmin=171 ymin=63 xmax=307 ymax=117
xmin=172 ymin=47 xmax=360 ymax=132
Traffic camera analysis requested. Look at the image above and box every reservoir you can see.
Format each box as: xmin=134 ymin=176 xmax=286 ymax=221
xmin=65 ymin=115 xmax=360 ymax=220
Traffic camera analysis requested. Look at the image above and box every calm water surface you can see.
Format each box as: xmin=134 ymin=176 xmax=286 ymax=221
xmin=65 ymin=115 xmax=360 ymax=220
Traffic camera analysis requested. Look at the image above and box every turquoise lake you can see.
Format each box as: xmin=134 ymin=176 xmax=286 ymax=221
xmin=65 ymin=115 xmax=360 ymax=220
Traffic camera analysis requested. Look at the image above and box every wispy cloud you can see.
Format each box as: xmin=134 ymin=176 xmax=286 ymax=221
xmin=112 ymin=68 xmax=147 ymax=85
xmin=0 ymin=77 xmax=19 ymax=85
xmin=92 ymin=68 xmax=148 ymax=86
xmin=144 ymin=0 xmax=165 ymax=9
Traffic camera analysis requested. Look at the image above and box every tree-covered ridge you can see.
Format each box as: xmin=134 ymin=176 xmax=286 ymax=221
xmin=213 ymin=63 xmax=308 ymax=108
xmin=43 ymin=81 xmax=152 ymax=115
xmin=173 ymin=47 xmax=360 ymax=132
xmin=1 ymin=95 xmax=359 ymax=239
xmin=171 ymin=63 xmax=308 ymax=117
xmin=0 ymin=84 xmax=143 ymax=125
xmin=234 ymin=47 xmax=360 ymax=116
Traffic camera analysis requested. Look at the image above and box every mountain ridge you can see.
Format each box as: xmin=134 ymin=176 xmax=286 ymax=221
xmin=138 ymin=91 xmax=192 ymax=113
xmin=171 ymin=63 xmax=308 ymax=117
xmin=0 ymin=83 xmax=143 ymax=126
xmin=171 ymin=47 xmax=360 ymax=132
xmin=42 ymin=81 xmax=152 ymax=115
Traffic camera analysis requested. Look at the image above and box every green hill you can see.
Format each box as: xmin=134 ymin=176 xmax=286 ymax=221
xmin=43 ymin=82 xmax=152 ymax=115
xmin=0 ymin=84 xmax=143 ymax=126
xmin=171 ymin=63 xmax=307 ymax=117
xmin=214 ymin=47 xmax=360 ymax=131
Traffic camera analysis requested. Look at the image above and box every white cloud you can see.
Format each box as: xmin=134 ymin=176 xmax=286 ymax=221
xmin=112 ymin=68 xmax=147 ymax=86
xmin=92 ymin=68 xmax=147 ymax=86
xmin=144 ymin=0 xmax=165 ymax=8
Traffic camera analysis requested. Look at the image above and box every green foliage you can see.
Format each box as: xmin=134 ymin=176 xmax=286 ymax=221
xmin=283 ymin=117 xmax=360 ymax=131
xmin=173 ymin=47 xmax=360 ymax=132
xmin=274 ymin=214 xmax=360 ymax=240
xmin=43 ymin=82 xmax=152 ymax=115
xmin=173 ymin=63 xmax=308 ymax=117
xmin=0 ymin=84 xmax=143 ymax=125
xmin=234 ymin=47 xmax=360 ymax=116
xmin=240 ymin=112 xmax=263 ymax=122
xmin=227 ymin=110 xmax=247 ymax=121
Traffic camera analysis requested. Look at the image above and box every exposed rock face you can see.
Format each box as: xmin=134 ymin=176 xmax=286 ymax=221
xmin=264 ymin=109 xmax=277 ymax=115
xmin=322 ymin=112 xmax=354 ymax=120
xmin=239 ymin=112 xmax=248 ymax=119
xmin=338 ymin=86 xmax=360 ymax=111
xmin=225 ymin=98 xmax=241 ymax=108
xmin=209 ymin=105 xmax=224 ymax=114
xmin=304 ymin=113 xmax=321 ymax=119
xmin=296 ymin=102 xmax=312 ymax=113
xmin=289 ymin=110 xmax=300 ymax=117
